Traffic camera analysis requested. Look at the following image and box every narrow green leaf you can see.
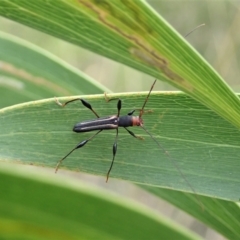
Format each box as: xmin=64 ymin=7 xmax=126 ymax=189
xmin=142 ymin=187 xmax=240 ymax=240
xmin=0 ymin=164 xmax=201 ymax=240
xmin=0 ymin=1 xmax=240 ymax=128
xmin=0 ymin=91 xmax=239 ymax=201
xmin=0 ymin=31 xmax=109 ymax=108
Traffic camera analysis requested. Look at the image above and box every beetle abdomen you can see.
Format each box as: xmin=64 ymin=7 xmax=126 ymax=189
xmin=73 ymin=115 xmax=118 ymax=132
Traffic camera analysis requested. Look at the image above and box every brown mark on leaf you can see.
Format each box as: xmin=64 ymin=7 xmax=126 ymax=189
xmin=0 ymin=61 xmax=71 ymax=95
xmin=120 ymin=0 xmax=153 ymax=34
xmin=78 ymin=0 xmax=193 ymax=91
xmin=130 ymin=48 xmax=193 ymax=91
xmin=89 ymin=0 xmax=153 ymax=35
xmin=78 ymin=0 xmax=156 ymax=50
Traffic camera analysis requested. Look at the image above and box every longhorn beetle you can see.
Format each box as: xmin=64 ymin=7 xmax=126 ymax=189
xmin=54 ymin=80 xmax=199 ymax=204
xmin=55 ymin=80 xmax=156 ymax=181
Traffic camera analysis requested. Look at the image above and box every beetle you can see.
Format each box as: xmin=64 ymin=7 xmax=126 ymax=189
xmin=55 ymin=80 xmax=157 ymax=181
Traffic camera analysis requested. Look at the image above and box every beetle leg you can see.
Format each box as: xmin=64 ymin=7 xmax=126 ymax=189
xmin=116 ymin=99 xmax=121 ymax=117
xmin=104 ymin=93 xmax=122 ymax=117
xmin=124 ymin=127 xmax=144 ymax=140
xmin=55 ymin=130 xmax=102 ymax=173
xmin=55 ymin=97 xmax=100 ymax=118
xmin=106 ymin=128 xmax=118 ymax=182
xmin=127 ymin=109 xmax=135 ymax=116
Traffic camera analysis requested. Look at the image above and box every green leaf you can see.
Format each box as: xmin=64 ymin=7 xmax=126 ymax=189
xmin=0 ymin=91 xmax=239 ymax=202
xmin=142 ymin=187 xmax=240 ymax=240
xmin=0 ymin=31 xmax=109 ymax=108
xmin=0 ymin=164 xmax=201 ymax=240
xmin=0 ymin=0 xmax=240 ymax=129
xmin=0 ymin=2 xmax=240 ymax=239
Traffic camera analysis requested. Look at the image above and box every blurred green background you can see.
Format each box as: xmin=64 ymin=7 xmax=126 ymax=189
xmin=1 ymin=1 xmax=239 ymax=239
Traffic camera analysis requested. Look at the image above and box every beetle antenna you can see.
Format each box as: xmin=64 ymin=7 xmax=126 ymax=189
xmin=139 ymin=79 xmax=157 ymax=118
xmin=140 ymin=125 xmax=204 ymax=209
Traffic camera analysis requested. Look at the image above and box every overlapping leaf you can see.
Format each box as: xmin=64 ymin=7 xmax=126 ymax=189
xmin=0 ymin=164 xmax=201 ymax=240
xmin=0 ymin=31 xmax=108 ymax=108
